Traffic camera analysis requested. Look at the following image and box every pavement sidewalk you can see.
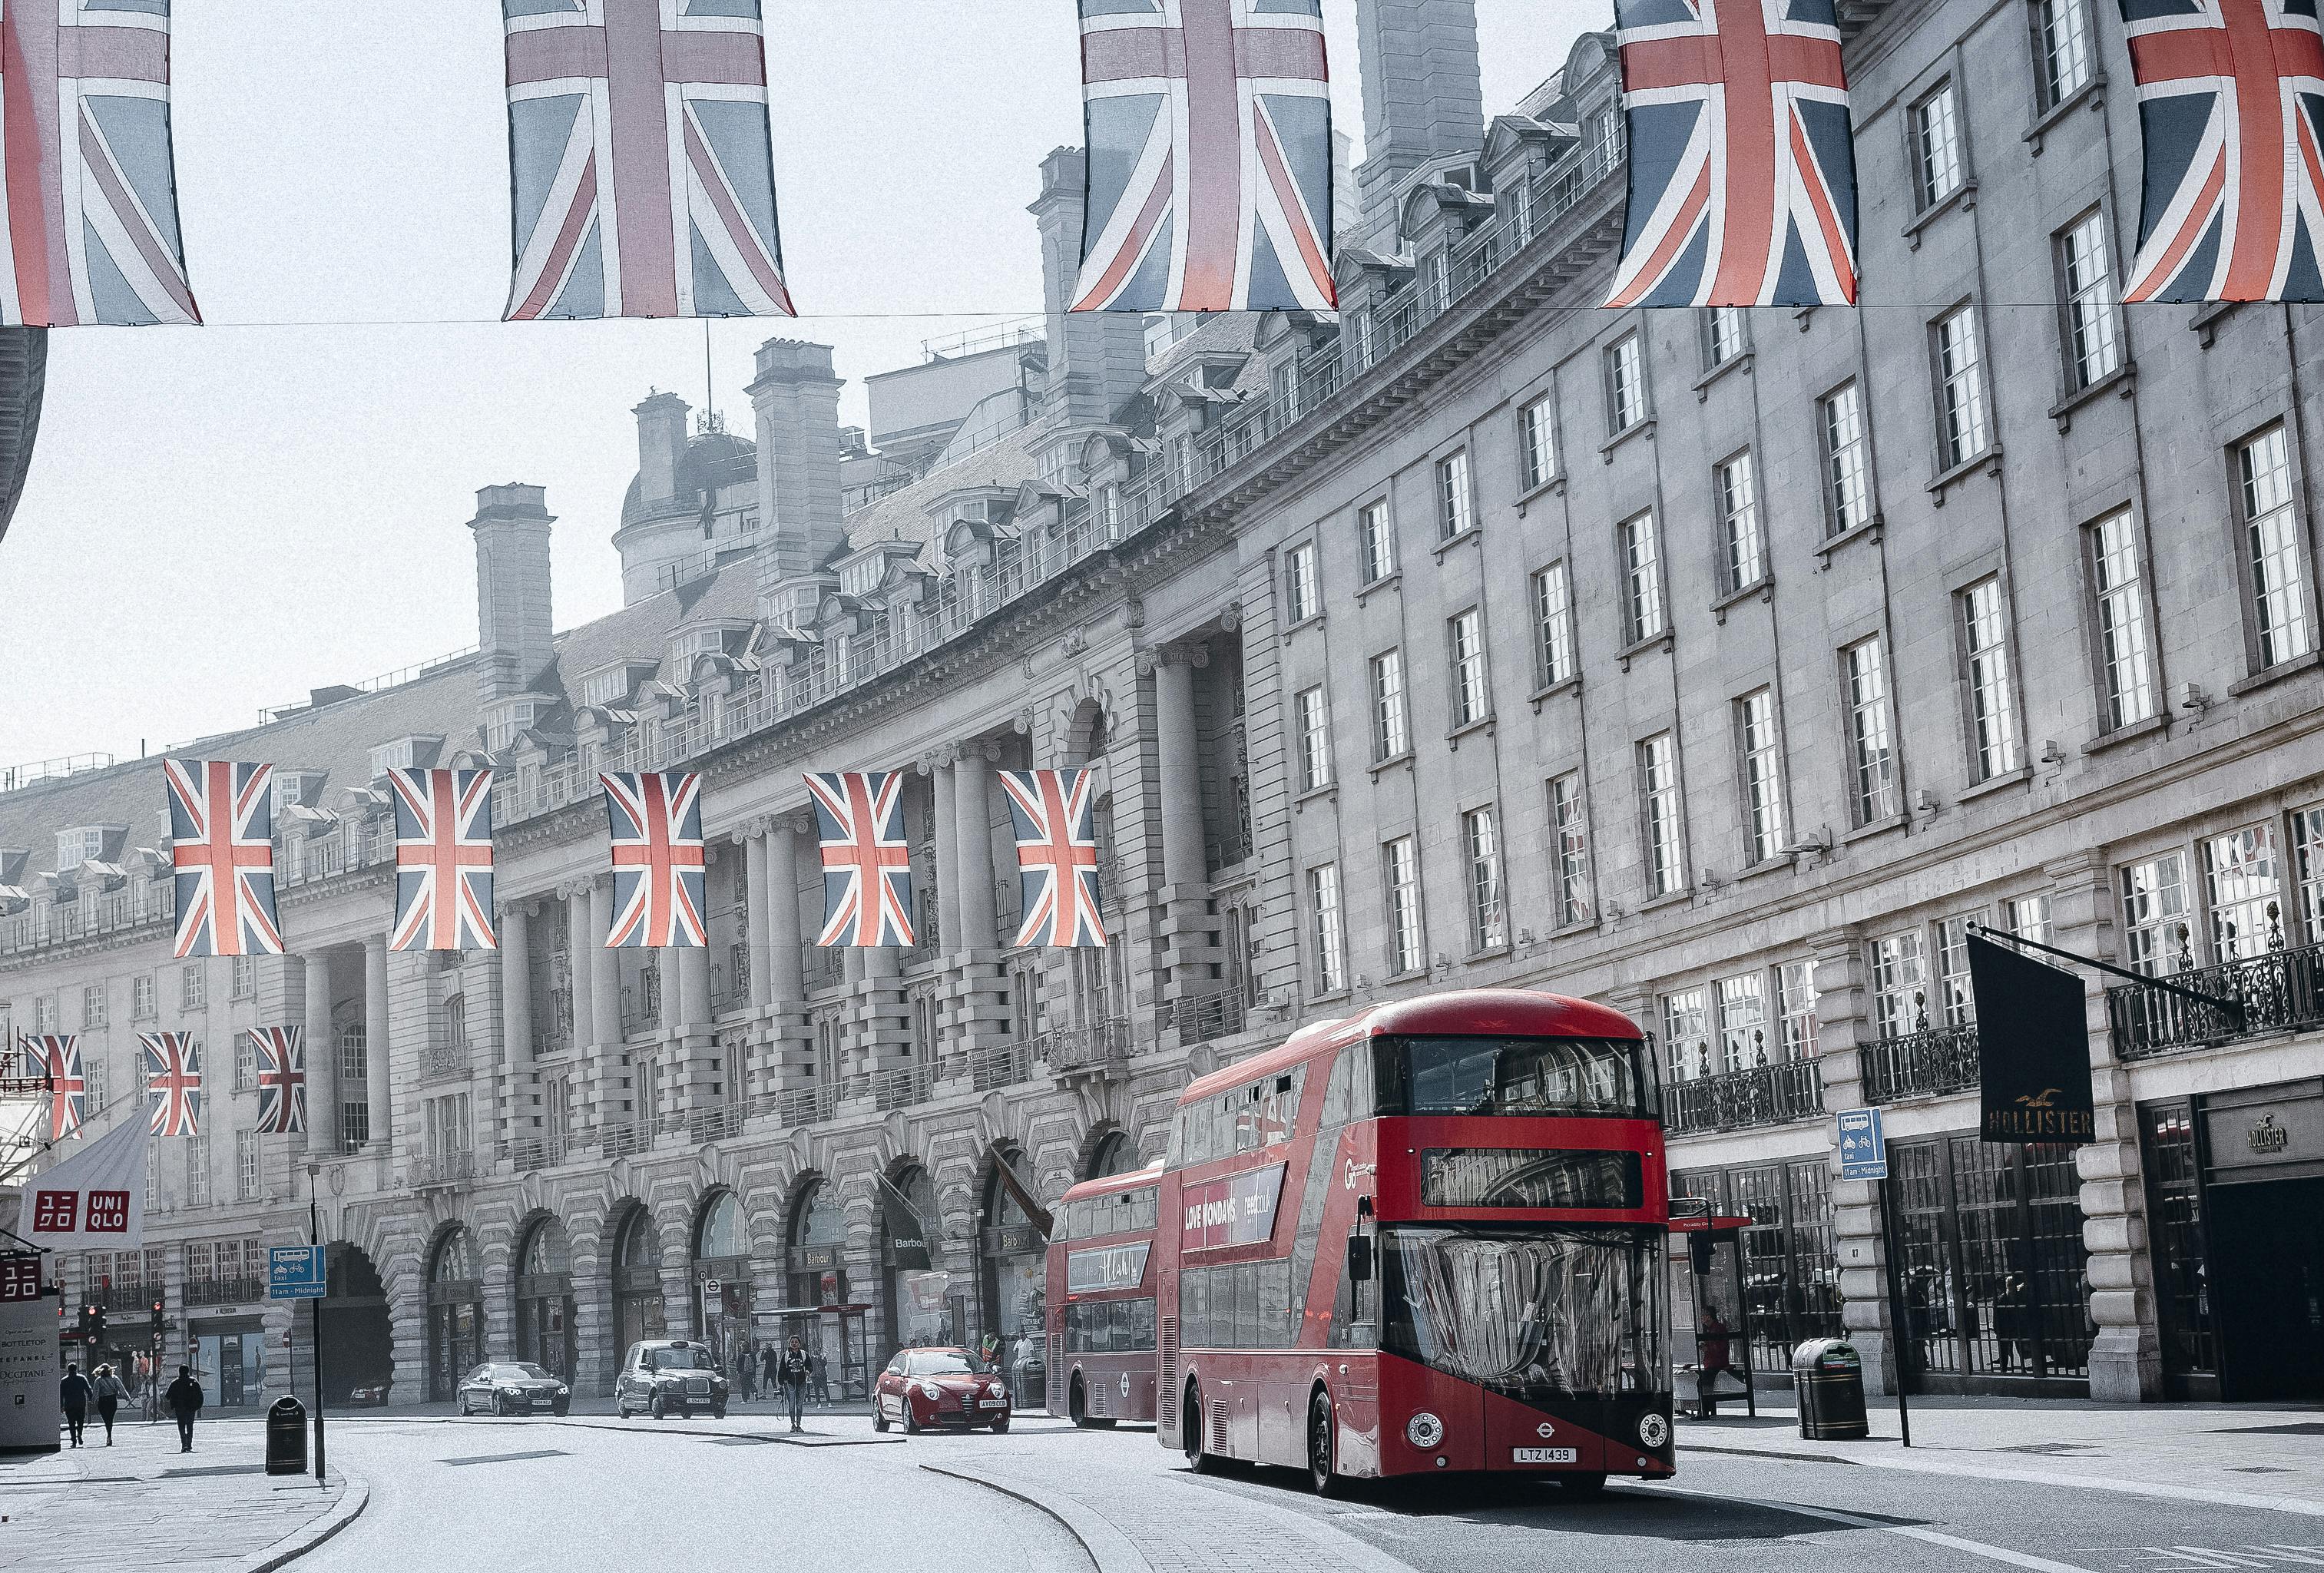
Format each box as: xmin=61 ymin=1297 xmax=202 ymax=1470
xmin=0 ymin=1416 xmax=365 ymax=1573
xmin=1679 ymin=1392 xmax=2324 ymax=1512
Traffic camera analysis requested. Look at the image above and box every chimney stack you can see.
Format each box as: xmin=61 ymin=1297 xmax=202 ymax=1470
xmin=749 ymin=339 xmax=846 ymax=604
xmin=634 ymin=392 xmax=690 ymax=508
xmin=469 ymin=484 xmax=556 ymax=704
xmin=1354 ymin=0 xmax=1486 ymax=245
xmin=1029 ymin=147 xmax=1147 ymax=427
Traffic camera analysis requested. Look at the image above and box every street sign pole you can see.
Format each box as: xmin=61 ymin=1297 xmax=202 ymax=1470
xmin=1882 ymin=1172 xmax=1912 ymax=1450
xmin=267 ymin=1221 xmax=328 ymax=1487
xmin=1836 ymin=1107 xmax=1909 ymax=1449
xmin=310 ymin=1184 xmax=326 ymax=1488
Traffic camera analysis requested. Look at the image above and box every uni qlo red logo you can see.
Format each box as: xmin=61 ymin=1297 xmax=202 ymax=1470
xmin=85 ymin=1191 xmax=130 ymax=1233
xmin=31 ymin=1191 xmax=78 ymax=1232
xmin=0 ymin=1255 xmax=41 ymax=1301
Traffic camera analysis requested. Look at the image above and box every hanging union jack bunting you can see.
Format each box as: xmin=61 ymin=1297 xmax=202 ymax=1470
xmin=139 ymin=1032 xmax=201 ymax=1138
xmin=1072 ymin=0 xmax=1336 ymax=313
xmin=601 ymin=771 xmax=708 ymax=947
xmin=21 ymin=1035 xmax=87 ymax=1141
xmin=806 ymin=771 xmax=915 ymax=948
xmin=0 ymin=0 xmax=200 ymax=326
xmin=165 ymin=760 xmax=282 ymax=959
xmin=1606 ymin=0 xmax=1859 ymax=308
xmin=503 ymin=0 xmax=795 ymax=320
xmin=2119 ymin=0 xmax=2324 ymax=302
xmin=389 ymin=767 xmax=498 ymax=952
xmin=248 ymin=1026 xmax=306 ymax=1137
xmin=1000 ymin=770 xmax=1107 ymax=949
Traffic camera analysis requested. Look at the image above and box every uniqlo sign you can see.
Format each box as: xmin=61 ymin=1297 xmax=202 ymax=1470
xmin=0 ymin=1254 xmax=40 ymax=1302
xmin=31 ymin=1191 xmax=76 ymax=1233
xmin=85 ymin=1192 xmax=129 ymax=1234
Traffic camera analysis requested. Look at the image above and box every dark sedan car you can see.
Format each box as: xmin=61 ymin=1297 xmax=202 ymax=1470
xmin=456 ymin=1362 xmax=571 ymax=1416
xmin=615 ymin=1340 xmax=730 ymax=1419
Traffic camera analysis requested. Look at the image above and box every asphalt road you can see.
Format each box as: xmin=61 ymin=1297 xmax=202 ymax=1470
xmin=286 ymin=1409 xmax=2324 ymax=1573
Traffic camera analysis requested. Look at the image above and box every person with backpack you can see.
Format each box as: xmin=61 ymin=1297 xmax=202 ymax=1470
xmin=164 ymin=1365 xmax=204 ymax=1452
xmin=91 ymin=1363 xmax=129 ymax=1446
xmin=58 ymin=1363 xmax=91 ymax=1448
xmin=776 ymin=1335 xmax=810 ymax=1433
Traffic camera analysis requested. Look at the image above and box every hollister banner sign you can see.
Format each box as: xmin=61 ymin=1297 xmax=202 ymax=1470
xmin=1968 ymin=932 xmax=2096 ymax=1144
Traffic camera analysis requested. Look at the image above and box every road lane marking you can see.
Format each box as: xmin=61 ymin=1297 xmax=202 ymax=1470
xmin=443 ymin=1449 xmax=569 ymax=1466
xmin=1649 ymin=1484 xmax=2098 ymax=1573
xmin=1683 ymin=1444 xmax=2324 ymax=1518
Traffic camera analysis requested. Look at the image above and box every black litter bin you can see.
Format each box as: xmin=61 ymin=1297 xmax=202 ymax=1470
xmin=1792 ymin=1339 xmax=1868 ymax=1441
xmin=266 ymin=1396 xmax=309 ymax=1476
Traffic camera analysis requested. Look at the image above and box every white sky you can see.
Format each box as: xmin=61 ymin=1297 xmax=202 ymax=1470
xmin=0 ymin=0 xmax=1597 ymax=767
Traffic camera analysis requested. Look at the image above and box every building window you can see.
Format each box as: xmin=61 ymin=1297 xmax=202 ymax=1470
xmin=1736 ymin=687 xmax=1787 ymax=866
xmin=1532 ymin=562 xmax=1575 ymax=689
xmin=1933 ymin=305 xmax=1991 ymax=468
xmin=2203 ymin=824 xmax=2283 ymax=959
xmin=2294 ymin=803 xmax=2324 ymax=945
xmin=338 ymin=1022 xmax=369 ymax=1149
xmin=81 ymin=1055 xmax=107 ymax=1112
xmin=82 ymin=984 xmax=107 ymax=1030
xmin=2087 ymin=511 xmax=2156 ymax=731
xmin=1620 ymin=512 xmax=1665 ymax=644
xmin=181 ymin=964 xmax=207 ymax=1011
xmin=1384 ymin=836 xmax=1424 ymax=977
xmin=1308 ymin=864 xmax=1346 ymax=995
xmin=1960 ymin=578 xmax=2022 ymax=780
xmin=32 ymin=995 xmax=55 ymax=1033
xmin=1778 ymin=961 xmax=1819 ymax=1059
xmin=1663 ymin=988 xmax=1710 ymax=1081
xmin=1550 ymin=772 xmax=1594 ymax=927
xmin=1606 ymin=332 xmax=1647 ymax=433
xmin=1295 ymin=686 xmax=1332 ymax=793
xmin=1369 ymin=649 xmax=1409 ymax=760
xmin=1462 ymin=805 xmax=1507 ymax=952
xmin=131 ymin=975 xmax=154 ymax=1020
xmin=1436 ymin=449 xmax=1474 ymax=541
xmin=1716 ymin=972 xmax=1769 ymax=1071
xmin=1639 ymin=733 xmax=1685 ymax=899
xmin=1704 ymin=306 xmax=1747 ymax=369
xmin=1844 ymin=636 xmax=1901 ymax=824
xmin=1913 ymin=81 xmax=1965 ymax=207
xmin=230 ymin=955 xmax=256 ymax=1000
xmin=1935 ymin=911 xmax=1985 ymax=1026
xmin=1448 ymin=609 xmax=1489 ymax=728
xmin=234 ymin=1034 xmax=257 ymax=1093
xmin=185 ymin=1134 xmax=211 ymax=1205
xmin=2033 ymin=0 xmax=2093 ymax=107
xmin=2004 ymin=892 xmax=2054 ymax=947
xmin=2239 ymin=424 xmax=2314 ymax=669
xmin=1283 ymin=541 xmax=1319 ymax=625
xmin=1358 ymin=499 xmax=1395 ymax=584
xmin=1519 ymin=396 xmax=1558 ymax=490
xmin=236 ymin=1132 xmax=260 ymax=1201
xmin=55 ymin=828 xmax=104 ymax=870
xmin=1869 ymin=929 xmax=1928 ymax=1038
xmin=1819 ymin=381 xmax=1874 ymax=537
xmin=2058 ymin=210 xmax=2122 ymax=391
xmin=2120 ymin=851 xmax=2192 ymax=975
xmin=1715 ymin=450 xmax=1765 ymax=592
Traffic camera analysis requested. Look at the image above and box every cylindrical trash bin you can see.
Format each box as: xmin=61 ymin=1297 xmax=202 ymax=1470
xmin=266 ymin=1396 xmax=309 ymax=1476
xmin=1792 ymin=1339 xmax=1868 ymax=1441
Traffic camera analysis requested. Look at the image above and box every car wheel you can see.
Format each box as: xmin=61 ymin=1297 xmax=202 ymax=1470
xmin=712 ymin=1406 xmax=727 ymax=1420
xmin=872 ymin=1397 xmax=889 ymax=1433
xmin=989 ymin=1416 xmax=1010 ymax=1435
xmin=903 ymin=1404 xmax=922 ymax=1436
xmin=497 ymin=1394 xmax=515 ymax=1418
xmin=1183 ymin=1379 xmax=1217 ymax=1474
xmin=1308 ymin=1389 xmax=1343 ymax=1498
xmin=553 ymin=1402 xmax=568 ymax=1417
xmin=1069 ymin=1379 xmax=1091 ymax=1429
xmin=650 ymin=1393 xmax=667 ymax=1420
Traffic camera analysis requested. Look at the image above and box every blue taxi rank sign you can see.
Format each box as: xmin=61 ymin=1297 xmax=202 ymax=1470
xmin=269 ymin=1245 xmax=326 ymax=1300
xmin=1837 ymin=1108 xmax=1889 ymax=1181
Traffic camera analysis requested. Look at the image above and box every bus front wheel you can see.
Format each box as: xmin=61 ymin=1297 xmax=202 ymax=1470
xmin=1183 ymin=1380 xmax=1219 ymax=1473
xmin=1069 ymin=1378 xmax=1114 ymax=1430
xmin=1308 ymin=1389 xmax=1345 ymax=1498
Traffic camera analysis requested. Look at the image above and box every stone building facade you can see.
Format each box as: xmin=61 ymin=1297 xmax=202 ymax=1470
xmin=5 ymin=0 xmax=2323 ymax=1409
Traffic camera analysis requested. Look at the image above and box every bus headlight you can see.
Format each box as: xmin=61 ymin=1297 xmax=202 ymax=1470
xmin=1406 ymin=1411 xmax=1445 ymax=1450
xmin=1638 ymin=1412 xmax=1670 ymax=1448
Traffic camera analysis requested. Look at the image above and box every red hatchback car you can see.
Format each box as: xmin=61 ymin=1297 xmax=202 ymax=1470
xmin=873 ymin=1347 xmax=1012 ymax=1434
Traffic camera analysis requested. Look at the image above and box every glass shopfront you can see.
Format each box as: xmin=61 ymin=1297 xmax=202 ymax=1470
xmin=513 ymin=1217 xmax=578 ymax=1382
xmin=426 ymin=1227 xmax=486 ymax=1402
xmin=693 ymin=1191 xmax=753 ymax=1367
xmin=192 ymin=1321 xmax=266 ymax=1407
xmin=1672 ymin=1159 xmax=1841 ymax=1378
xmin=612 ymin=1207 xmax=667 ymax=1353
xmin=882 ymin=1166 xmax=952 ymax=1356
xmin=979 ymin=1152 xmax=1046 ymax=1407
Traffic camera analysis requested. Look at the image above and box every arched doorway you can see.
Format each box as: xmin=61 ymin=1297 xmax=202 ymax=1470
xmin=786 ymin=1181 xmax=847 ymax=1311
xmin=611 ymin=1207 xmax=666 ymax=1355
xmin=1084 ymin=1129 xmax=1136 ymax=1181
xmin=692 ymin=1191 xmax=752 ymax=1367
xmin=979 ymin=1149 xmax=1046 ymax=1402
xmin=512 ymin=1216 xmax=577 ymax=1380
xmin=880 ymin=1164 xmax=953 ymax=1356
xmin=296 ymin=1243 xmax=394 ymax=1406
xmin=426 ymin=1227 xmax=485 ymax=1402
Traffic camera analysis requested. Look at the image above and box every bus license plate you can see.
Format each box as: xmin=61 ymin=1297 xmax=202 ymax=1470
xmin=1512 ymin=1447 xmax=1578 ymax=1464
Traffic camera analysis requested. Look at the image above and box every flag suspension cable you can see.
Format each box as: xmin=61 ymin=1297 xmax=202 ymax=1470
xmin=1965 ymin=922 xmax=2248 ymax=1028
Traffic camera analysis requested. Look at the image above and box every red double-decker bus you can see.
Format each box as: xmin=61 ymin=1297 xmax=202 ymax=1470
xmin=1044 ymin=1164 xmax=1163 ymax=1427
xmin=1154 ymin=989 xmax=1672 ymax=1494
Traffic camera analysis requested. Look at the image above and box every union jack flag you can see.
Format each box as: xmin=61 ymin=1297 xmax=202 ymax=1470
xmin=601 ymin=771 xmax=707 ymax=948
xmin=165 ymin=760 xmax=281 ymax=959
xmin=1072 ymin=0 xmax=1336 ymax=313
xmin=1607 ymin=0 xmax=1859 ymax=308
xmin=389 ymin=768 xmax=498 ymax=953
xmin=2120 ymin=0 xmax=2324 ymax=301
xmin=806 ymin=771 xmax=915 ymax=948
xmin=139 ymin=1032 xmax=200 ymax=1138
xmin=999 ymin=770 xmax=1107 ymax=949
xmin=248 ymin=1026 xmax=305 ymax=1137
xmin=20 ymin=1035 xmax=85 ymax=1141
xmin=503 ymin=0 xmax=795 ymax=320
xmin=0 ymin=0 xmax=198 ymax=326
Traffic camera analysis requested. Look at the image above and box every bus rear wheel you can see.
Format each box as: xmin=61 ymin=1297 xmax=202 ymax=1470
xmin=1183 ymin=1379 xmax=1218 ymax=1473
xmin=1308 ymin=1389 xmax=1344 ymax=1498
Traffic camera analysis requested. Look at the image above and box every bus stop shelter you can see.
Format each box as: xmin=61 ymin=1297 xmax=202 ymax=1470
xmin=1668 ymin=1211 xmax=1758 ymax=1417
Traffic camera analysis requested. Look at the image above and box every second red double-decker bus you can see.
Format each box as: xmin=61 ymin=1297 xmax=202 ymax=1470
xmin=1044 ymin=1164 xmax=1163 ymax=1427
xmin=1155 ymin=989 xmax=1673 ymax=1494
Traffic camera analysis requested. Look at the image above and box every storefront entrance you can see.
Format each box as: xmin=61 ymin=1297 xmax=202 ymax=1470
xmin=513 ymin=1217 xmax=578 ymax=1382
xmin=426 ymin=1228 xmax=485 ymax=1402
xmin=612 ymin=1207 xmax=667 ymax=1357
xmin=193 ymin=1321 xmax=266 ymax=1407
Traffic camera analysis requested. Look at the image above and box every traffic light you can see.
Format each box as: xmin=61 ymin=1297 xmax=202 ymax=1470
xmin=87 ymin=1306 xmax=106 ymax=1348
xmin=150 ymin=1297 xmax=165 ymax=1336
xmin=74 ymin=1303 xmax=91 ymax=1340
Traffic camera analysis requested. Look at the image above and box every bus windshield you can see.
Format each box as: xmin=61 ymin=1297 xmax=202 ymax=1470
xmin=1380 ymin=1226 xmax=1668 ymax=1400
xmin=1376 ymin=1035 xmax=1653 ymax=1120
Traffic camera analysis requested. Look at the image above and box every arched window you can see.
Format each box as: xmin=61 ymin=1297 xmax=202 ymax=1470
xmin=430 ymin=1227 xmax=475 ymax=1285
xmin=445 ymin=995 xmax=468 ymax=1055
xmin=697 ymin=1191 xmax=745 ymax=1260
xmin=1085 ymin=1130 xmax=1135 ymax=1181
xmin=612 ymin=1206 xmax=667 ymax=1350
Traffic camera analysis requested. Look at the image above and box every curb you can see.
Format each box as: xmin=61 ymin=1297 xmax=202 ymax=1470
xmin=239 ymin=1472 xmax=369 ymax=1573
xmin=551 ymin=1416 xmax=903 ymax=1448
xmin=919 ymin=1462 xmax=1154 ymax=1573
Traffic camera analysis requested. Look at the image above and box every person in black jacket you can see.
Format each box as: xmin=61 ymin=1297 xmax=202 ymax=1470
xmin=58 ymin=1363 xmax=91 ymax=1448
xmin=91 ymin=1364 xmax=128 ymax=1446
xmin=776 ymin=1336 xmax=810 ymax=1433
xmin=164 ymin=1365 xmax=204 ymax=1452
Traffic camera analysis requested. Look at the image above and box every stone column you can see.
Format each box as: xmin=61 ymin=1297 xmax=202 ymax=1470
xmin=303 ymin=952 xmax=339 ymax=1154
xmin=364 ymin=936 xmax=391 ymax=1150
xmin=1810 ymin=925 xmax=1894 ymax=1393
xmin=953 ymin=751 xmax=999 ymax=951
xmin=941 ymin=743 xmax=1012 ymax=1075
xmin=745 ymin=831 xmax=773 ymax=1011
xmin=566 ymin=887 xmax=596 ymax=1050
xmin=933 ymin=760 xmax=961 ymax=955
xmin=589 ymin=879 xmax=621 ymax=1041
xmin=1148 ymin=645 xmax=1224 ymax=1028
xmin=501 ymin=903 xmax=533 ymax=1068
xmin=768 ymin=823 xmax=806 ymax=1002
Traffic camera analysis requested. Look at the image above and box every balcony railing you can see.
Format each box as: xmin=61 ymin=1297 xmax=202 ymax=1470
xmin=181 ymin=1277 xmax=265 ymax=1308
xmin=1861 ymin=1024 xmax=1981 ymax=1104
xmin=1041 ymin=1018 xmax=1133 ymax=1076
xmin=683 ymin=1103 xmax=751 ymax=1144
xmin=0 ymin=881 xmax=174 ymax=957
xmin=2109 ymin=939 xmax=2324 ymax=1060
xmin=498 ymin=1135 xmax=568 ymax=1173
xmin=96 ymin=1280 xmax=159 ymax=1312
xmin=971 ymin=1041 xmax=1034 ymax=1093
xmin=1157 ymin=988 xmax=1249 ymax=1046
xmin=408 ymin=1150 xmax=475 ymax=1187
xmin=1663 ymin=1058 xmax=1825 ymax=1135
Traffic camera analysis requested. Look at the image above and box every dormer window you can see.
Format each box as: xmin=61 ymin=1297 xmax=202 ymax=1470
xmin=483 ymin=698 xmax=547 ymax=753
xmin=839 ymin=558 xmax=882 ymax=598
xmin=55 ymin=827 xmax=108 ymax=871
xmin=581 ymin=666 xmax=636 ymax=709
xmin=669 ymin=627 xmax=727 ymax=666
xmin=273 ymin=772 xmax=323 ymax=821
xmin=369 ymin=737 xmax=442 ymax=780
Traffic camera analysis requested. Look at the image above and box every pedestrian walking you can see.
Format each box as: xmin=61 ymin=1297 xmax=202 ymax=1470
xmin=759 ymin=1343 xmax=778 ymax=1399
xmin=164 ymin=1364 xmax=204 ymax=1452
xmin=733 ymin=1341 xmax=756 ymax=1402
xmin=808 ymin=1346 xmax=829 ymax=1406
xmin=776 ymin=1335 xmax=810 ymax=1433
xmin=59 ymin=1363 xmax=91 ymax=1449
xmin=92 ymin=1363 xmax=128 ymax=1446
